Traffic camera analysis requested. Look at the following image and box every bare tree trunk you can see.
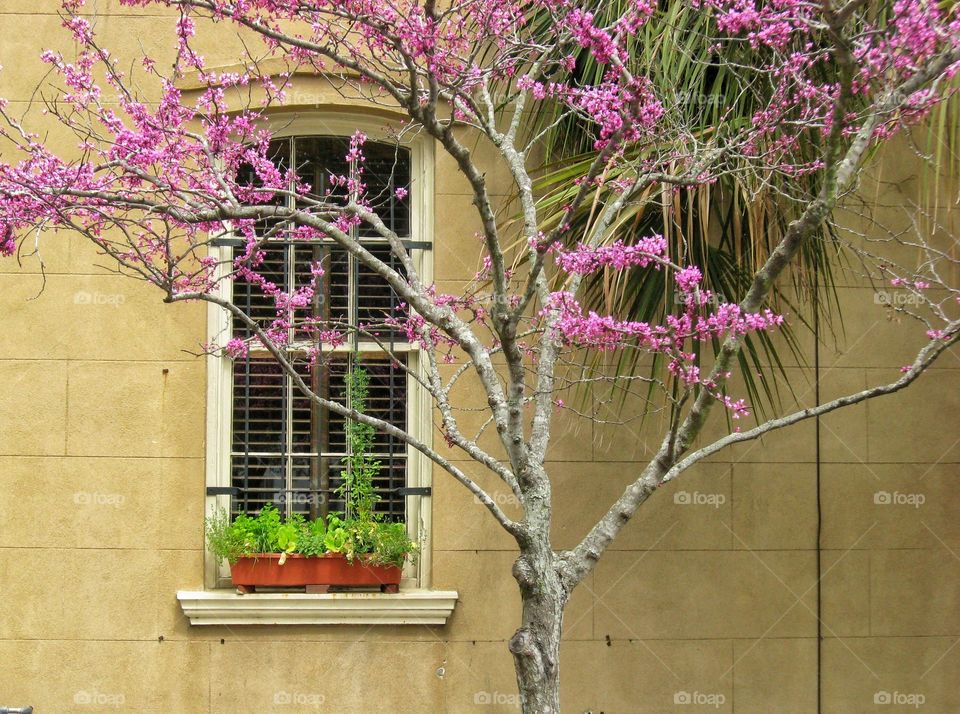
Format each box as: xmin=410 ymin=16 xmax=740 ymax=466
xmin=510 ymin=548 xmax=567 ymax=713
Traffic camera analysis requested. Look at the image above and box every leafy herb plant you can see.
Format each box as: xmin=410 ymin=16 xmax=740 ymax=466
xmin=205 ymin=505 xmax=417 ymax=568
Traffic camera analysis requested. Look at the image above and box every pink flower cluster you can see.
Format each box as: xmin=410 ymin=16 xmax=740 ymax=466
xmin=674 ymin=266 xmax=703 ymax=293
xmin=0 ymin=223 xmax=15 ymax=257
xmin=553 ymin=236 xmax=668 ymax=275
xmin=566 ymin=0 xmax=655 ymax=64
xmin=890 ymin=277 xmax=930 ymax=290
xmin=700 ymin=0 xmax=960 ymax=162
xmin=516 ymin=74 xmax=664 ymax=150
xmin=695 ymin=0 xmax=808 ymax=50
xmin=545 ymin=293 xmax=782 ymax=353
xmin=542 ymin=275 xmax=784 ymax=416
xmin=566 ymin=9 xmax=626 ymax=66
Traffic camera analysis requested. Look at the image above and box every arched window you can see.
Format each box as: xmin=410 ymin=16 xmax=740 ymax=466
xmin=203 ymin=123 xmax=435 ymax=591
xmin=230 ymin=136 xmax=413 ymax=522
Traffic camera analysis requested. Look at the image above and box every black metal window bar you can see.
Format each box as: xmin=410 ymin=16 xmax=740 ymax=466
xmin=228 ymin=136 xmax=415 ymax=522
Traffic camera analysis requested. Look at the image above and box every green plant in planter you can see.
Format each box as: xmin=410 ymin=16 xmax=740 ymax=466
xmin=205 ymin=365 xmax=418 ymax=570
xmin=322 ymin=514 xmax=350 ymax=555
xmin=297 ymin=517 xmax=328 ymax=557
xmin=275 ymin=522 xmax=299 ymax=565
xmin=372 ymin=521 xmax=417 ymax=568
xmin=205 ymin=505 xmax=417 ymax=568
xmin=204 ymin=507 xmax=248 ymax=564
xmin=206 ymin=504 xmax=281 ymax=564
xmin=339 ymin=365 xmax=381 ymax=523
xmin=335 ymin=364 xmax=420 ymax=567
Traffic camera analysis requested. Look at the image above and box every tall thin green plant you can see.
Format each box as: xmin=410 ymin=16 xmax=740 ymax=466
xmin=339 ymin=364 xmax=381 ymax=522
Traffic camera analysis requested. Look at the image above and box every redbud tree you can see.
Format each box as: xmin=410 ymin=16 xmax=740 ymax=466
xmin=2 ymin=0 xmax=960 ymax=710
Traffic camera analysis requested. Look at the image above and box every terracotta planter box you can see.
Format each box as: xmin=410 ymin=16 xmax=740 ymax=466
xmin=230 ymin=553 xmax=402 ymax=593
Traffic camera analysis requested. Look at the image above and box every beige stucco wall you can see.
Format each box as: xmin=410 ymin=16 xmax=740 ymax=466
xmin=1 ymin=3 xmax=958 ymax=712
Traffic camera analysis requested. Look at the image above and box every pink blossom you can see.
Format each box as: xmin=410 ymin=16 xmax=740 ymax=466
xmin=224 ymin=338 xmax=249 ymax=359
xmin=0 ymin=224 xmax=15 ymax=257
xmin=675 ymin=266 xmax=703 ymax=292
xmin=554 ymin=237 xmax=668 ymax=275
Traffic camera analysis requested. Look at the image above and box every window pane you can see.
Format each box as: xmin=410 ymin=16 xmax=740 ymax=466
xmin=236 ymin=139 xmax=291 ymax=238
xmin=318 ymin=246 xmax=351 ymax=337
xmin=231 ymin=455 xmax=285 ymax=517
xmin=232 ymin=242 xmax=408 ymax=342
xmin=294 ymin=136 xmax=410 ymax=237
xmin=290 ymin=455 xmax=346 ymax=516
xmin=237 ymin=136 xmax=410 ymax=237
xmin=290 ymin=357 xmax=347 ymax=455
xmin=231 ymin=354 xmax=408 ymax=520
xmin=360 ymin=358 xmax=408 ymax=455
xmin=232 ymin=357 xmax=287 ymax=454
xmin=358 ymin=140 xmax=411 ymax=237
xmin=356 ymin=243 xmax=408 ymax=342
xmin=231 ymin=245 xmax=291 ymax=340
xmin=294 ymin=136 xmax=350 ymax=209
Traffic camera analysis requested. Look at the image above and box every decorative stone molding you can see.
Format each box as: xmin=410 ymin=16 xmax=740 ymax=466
xmin=177 ymin=589 xmax=458 ymax=626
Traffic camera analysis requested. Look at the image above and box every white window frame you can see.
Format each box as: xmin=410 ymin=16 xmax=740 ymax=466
xmin=200 ymin=114 xmax=439 ymax=597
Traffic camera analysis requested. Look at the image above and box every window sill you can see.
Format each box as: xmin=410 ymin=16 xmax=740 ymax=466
xmin=176 ymin=589 xmax=459 ymax=626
